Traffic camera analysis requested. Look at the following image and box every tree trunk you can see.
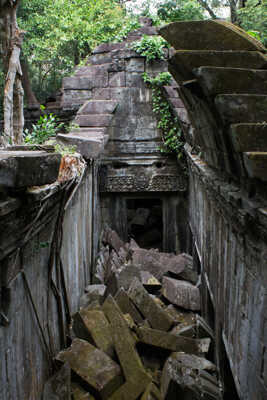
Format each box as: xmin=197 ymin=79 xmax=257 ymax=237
xmin=21 ymin=56 xmax=40 ymax=109
xmin=0 ymin=0 xmax=24 ymax=146
xmin=228 ymin=0 xmax=239 ymax=23
xmin=196 ymin=0 xmax=218 ymax=19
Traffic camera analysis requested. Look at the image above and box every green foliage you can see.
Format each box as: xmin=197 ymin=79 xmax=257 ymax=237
xmin=131 ymin=35 xmax=169 ymax=62
xmin=24 ymin=107 xmax=63 ymax=144
xmin=54 ymin=143 xmax=77 ymax=155
xmin=142 ymin=72 xmax=184 ymax=159
xmin=238 ymin=0 xmax=267 ymax=46
xmin=17 ymin=0 xmax=137 ymax=102
xmin=157 ymin=0 xmax=205 ymax=22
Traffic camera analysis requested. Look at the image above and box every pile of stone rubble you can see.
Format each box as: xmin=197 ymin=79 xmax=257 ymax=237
xmin=43 ymin=228 xmax=223 ymax=399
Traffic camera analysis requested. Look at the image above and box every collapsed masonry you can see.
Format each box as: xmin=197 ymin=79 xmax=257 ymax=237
xmin=43 ymin=228 xmax=222 ymax=399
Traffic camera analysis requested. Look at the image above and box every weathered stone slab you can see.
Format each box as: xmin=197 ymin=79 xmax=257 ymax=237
xmin=57 ymin=134 xmax=104 ymax=159
xmin=72 ymin=309 xmax=114 ymax=357
xmin=161 ymin=352 xmax=221 ymax=399
xmin=102 ymin=295 xmax=151 ymax=387
xmin=230 ymin=123 xmax=267 ymax=152
xmin=71 ymin=383 xmax=95 ymax=400
xmin=102 ymin=227 xmax=125 ymax=253
xmin=215 ymin=94 xmax=267 ymax=123
xmin=108 ymin=379 xmax=151 ymax=400
xmin=0 ymin=197 xmax=21 ymax=217
xmin=195 ymin=67 xmax=267 ymax=95
xmin=43 ymin=363 xmax=71 ymax=400
xmin=92 ymin=88 xmax=111 ymax=100
xmin=126 ymin=58 xmax=145 ymax=72
xmin=128 ymin=278 xmax=173 ymax=331
xmin=159 ymin=20 xmax=265 ymax=51
xmin=115 ymin=288 xmax=144 ymax=324
xmin=243 ymin=152 xmax=267 ymax=181
xmin=84 ymin=284 xmax=106 ymax=302
xmin=56 ymin=339 xmax=122 ymax=399
xmin=165 ymin=305 xmax=196 ymax=326
xmin=74 ymin=114 xmax=114 ymax=127
xmin=170 ymin=50 xmax=267 ymax=81
xmin=141 ymin=382 xmax=162 ymax=400
xmin=136 ymin=327 xmax=210 ymax=354
xmin=140 ymin=271 xmax=161 ymax=290
xmin=162 ymin=277 xmax=200 ymax=311
xmin=171 ymin=323 xmax=196 ymax=338
xmin=109 ymin=71 xmax=126 ymax=87
xmin=0 ymin=151 xmax=61 ymax=188
xmin=92 ymin=42 xmax=126 ymax=54
xmin=78 ymin=100 xmax=117 ymax=115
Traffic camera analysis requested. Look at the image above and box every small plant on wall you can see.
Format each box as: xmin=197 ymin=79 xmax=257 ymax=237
xmin=131 ymin=35 xmax=169 ymax=62
xmin=142 ymin=72 xmax=185 ymax=161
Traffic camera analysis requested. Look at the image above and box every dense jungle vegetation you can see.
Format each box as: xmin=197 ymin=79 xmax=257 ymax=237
xmin=0 ymin=0 xmax=266 ymax=117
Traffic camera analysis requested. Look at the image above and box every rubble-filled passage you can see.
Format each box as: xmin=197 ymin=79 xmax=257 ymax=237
xmin=43 ymin=228 xmax=223 ymax=399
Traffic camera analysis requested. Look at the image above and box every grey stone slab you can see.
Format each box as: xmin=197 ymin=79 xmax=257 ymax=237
xmin=102 ymin=295 xmax=151 ymax=386
xmin=126 ymin=72 xmax=146 ymax=88
xmin=57 ymin=134 xmax=104 ymax=159
xmin=43 ymin=363 xmax=71 ymax=400
xmin=92 ymin=88 xmax=111 ymax=100
xmin=74 ymin=114 xmax=114 ymax=127
xmin=215 ymin=94 xmax=267 ymax=123
xmin=126 ymin=58 xmax=145 ymax=72
xmin=243 ymin=152 xmax=267 ymax=181
xmin=159 ymin=20 xmax=265 ymax=51
xmin=0 ymin=151 xmax=61 ymax=188
xmin=230 ymin=123 xmax=267 ymax=152
xmin=128 ymin=278 xmax=173 ymax=331
xmin=78 ymin=100 xmax=117 ymax=115
xmin=109 ymin=72 xmax=126 ymax=87
xmin=72 ymin=309 xmax=114 ymax=357
xmin=195 ymin=67 xmax=267 ymax=95
xmin=115 ymin=288 xmax=144 ymax=324
xmin=136 ymin=327 xmax=210 ymax=354
xmin=56 ymin=339 xmax=122 ymax=399
xmin=162 ymin=277 xmax=201 ymax=311
xmin=63 ymin=77 xmax=94 ymax=90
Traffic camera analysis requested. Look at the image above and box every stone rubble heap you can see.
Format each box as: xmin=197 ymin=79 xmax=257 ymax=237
xmin=44 ymin=228 xmax=223 ymax=399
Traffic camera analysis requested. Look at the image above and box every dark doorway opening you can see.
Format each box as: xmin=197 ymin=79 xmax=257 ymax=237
xmin=126 ymin=198 xmax=163 ymax=250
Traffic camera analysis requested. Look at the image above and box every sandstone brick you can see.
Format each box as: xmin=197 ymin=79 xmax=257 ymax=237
xmin=128 ymin=278 xmax=173 ymax=331
xmin=78 ymin=100 xmax=117 ymax=115
xmin=162 ymin=277 xmax=201 ymax=311
xmin=72 ymin=309 xmax=114 ymax=357
xmin=56 ymin=339 xmax=122 ymax=399
xmin=114 ymin=288 xmax=144 ymax=324
xmin=136 ymin=327 xmax=210 ymax=354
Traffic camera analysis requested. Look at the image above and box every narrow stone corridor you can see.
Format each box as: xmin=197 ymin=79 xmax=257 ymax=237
xmin=43 ymin=228 xmax=222 ymax=400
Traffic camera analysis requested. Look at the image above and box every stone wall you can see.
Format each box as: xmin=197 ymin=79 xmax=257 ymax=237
xmin=160 ymin=20 xmax=267 ymax=399
xmin=0 ymin=161 xmax=98 ymax=400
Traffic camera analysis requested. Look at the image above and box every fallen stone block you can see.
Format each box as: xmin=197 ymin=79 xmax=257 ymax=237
xmin=136 ymin=327 xmax=210 ymax=354
xmin=162 ymin=277 xmax=200 ymax=311
xmin=141 ymin=382 xmax=162 ymax=400
xmin=171 ymin=323 xmax=196 ymax=338
xmin=140 ymin=271 xmax=161 ymax=291
xmin=102 ymin=227 xmax=125 ymax=253
xmin=115 ymin=288 xmax=144 ymax=324
xmin=102 ymin=295 xmax=151 ymax=387
xmin=161 ymin=352 xmax=221 ymax=399
xmin=196 ymin=315 xmax=214 ymax=340
xmin=0 ymin=150 xmax=61 ymax=188
xmin=71 ymin=383 xmax=95 ymax=400
xmin=128 ymin=278 xmax=173 ymax=331
xmin=43 ymin=363 xmax=71 ymax=400
xmin=83 ymin=284 xmax=106 ymax=304
xmin=56 ymin=339 xmax=122 ymax=399
xmin=106 ymin=265 xmax=145 ymax=296
xmin=72 ymin=309 xmax=114 ymax=357
xmin=165 ymin=305 xmax=196 ymax=326
xmin=108 ymin=379 xmax=151 ymax=400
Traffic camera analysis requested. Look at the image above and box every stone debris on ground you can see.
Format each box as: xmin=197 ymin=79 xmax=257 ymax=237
xmin=45 ymin=227 xmax=223 ymax=399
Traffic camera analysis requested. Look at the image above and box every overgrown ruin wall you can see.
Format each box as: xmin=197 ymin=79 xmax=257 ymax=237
xmin=0 ymin=162 xmax=99 ymax=399
xmin=160 ymin=19 xmax=267 ymax=399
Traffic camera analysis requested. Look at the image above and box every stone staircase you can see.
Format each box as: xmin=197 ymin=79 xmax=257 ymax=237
xmin=160 ymin=20 xmax=267 ymax=182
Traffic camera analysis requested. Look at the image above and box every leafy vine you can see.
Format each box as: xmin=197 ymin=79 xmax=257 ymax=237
xmin=142 ymin=72 xmax=184 ymax=160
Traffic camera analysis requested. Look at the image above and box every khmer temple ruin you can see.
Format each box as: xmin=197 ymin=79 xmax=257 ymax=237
xmin=0 ymin=16 xmax=267 ymax=400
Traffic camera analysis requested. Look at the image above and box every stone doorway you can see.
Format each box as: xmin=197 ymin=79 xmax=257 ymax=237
xmin=126 ymin=197 xmax=163 ymax=250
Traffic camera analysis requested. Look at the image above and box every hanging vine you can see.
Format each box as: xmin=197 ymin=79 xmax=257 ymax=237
xmin=142 ymin=71 xmax=185 ymax=161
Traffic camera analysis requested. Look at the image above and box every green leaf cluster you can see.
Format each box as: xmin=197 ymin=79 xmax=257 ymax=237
xmin=157 ymin=0 xmax=205 ymax=22
xmin=142 ymin=72 xmax=184 ymax=159
xmin=131 ymin=35 xmax=169 ymax=62
xmin=238 ymin=0 xmax=267 ymax=46
xmin=24 ymin=107 xmax=63 ymax=144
